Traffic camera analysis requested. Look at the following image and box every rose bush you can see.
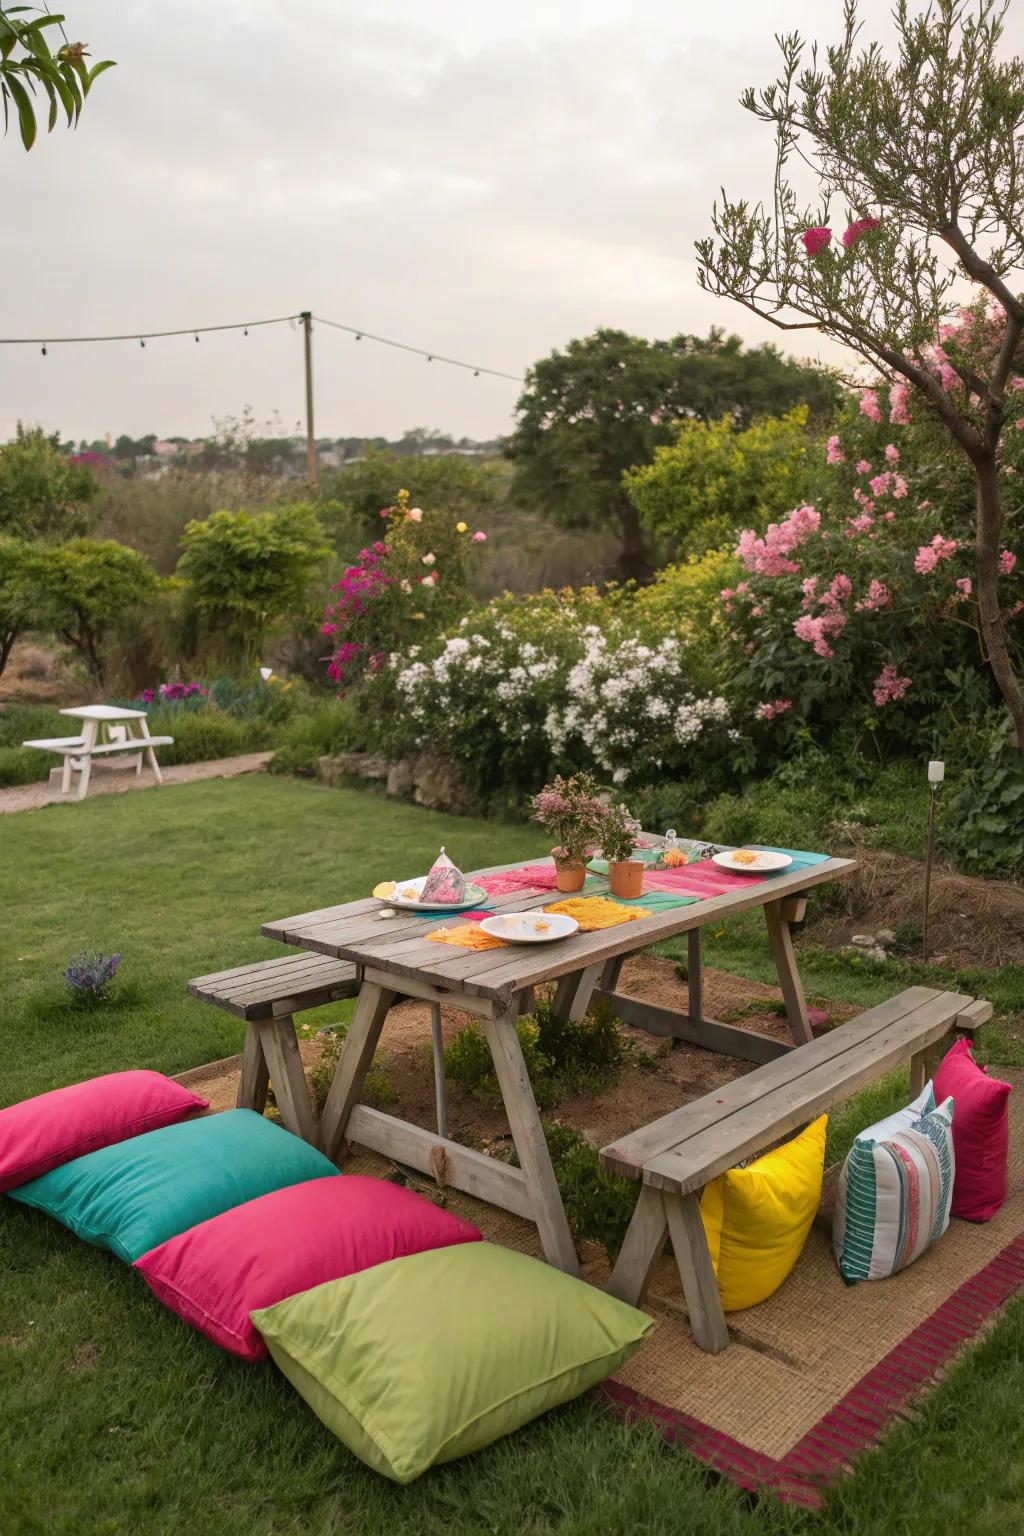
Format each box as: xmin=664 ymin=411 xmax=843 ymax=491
xmin=323 ymin=489 xmax=486 ymax=689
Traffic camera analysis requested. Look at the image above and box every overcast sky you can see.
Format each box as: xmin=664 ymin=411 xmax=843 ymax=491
xmin=4 ymin=0 xmax=1022 ymax=445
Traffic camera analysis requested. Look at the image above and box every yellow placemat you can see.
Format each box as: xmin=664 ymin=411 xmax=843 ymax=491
xmin=544 ymin=896 xmax=653 ymax=930
xmin=426 ymin=923 xmax=508 ymax=950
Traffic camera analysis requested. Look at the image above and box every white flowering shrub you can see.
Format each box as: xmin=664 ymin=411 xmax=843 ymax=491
xmin=387 ymin=588 xmax=744 ymax=804
xmin=545 ymin=630 xmax=737 ymax=786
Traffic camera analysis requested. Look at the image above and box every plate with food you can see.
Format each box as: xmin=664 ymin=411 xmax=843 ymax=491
xmin=479 ymin=913 xmax=579 ymax=944
xmin=376 ymin=876 xmax=488 ymax=912
xmin=711 ymin=848 xmax=793 ymax=874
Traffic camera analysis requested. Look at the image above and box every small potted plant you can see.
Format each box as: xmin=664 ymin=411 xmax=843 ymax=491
xmin=530 ymin=772 xmax=607 ymax=892
xmin=601 ymin=802 xmax=644 ymax=898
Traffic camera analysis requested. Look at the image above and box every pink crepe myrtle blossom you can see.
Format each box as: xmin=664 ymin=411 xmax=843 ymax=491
xmin=914 ymin=535 xmax=959 ymax=574
xmin=828 ymin=573 xmax=852 ymax=604
xmin=852 ymin=488 xmax=875 ymax=513
xmin=955 ymin=577 xmax=973 ymax=600
xmin=882 ymin=510 xmax=896 ymax=522
xmin=793 ymin=610 xmax=847 ymax=659
xmin=872 ymin=663 xmax=912 ymax=707
xmin=843 ymin=216 xmax=881 ymax=248
xmin=869 ymin=471 xmax=892 ymax=497
xmin=755 ymin=698 xmax=793 ymax=721
xmin=855 ymin=579 xmax=892 ymax=612
xmin=736 ymin=505 xmax=821 ymax=576
xmin=888 ymin=382 xmax=911 ymax=425
xmin=1001 ymin=550 xmax=1018 ymax=574
xmin=855 ymin=459 xmax=872 ymax=475
xmin=1012 ymin=377 xmax=1024 ymax=391
xmin=472 ymin=531 xmax=487 ymax=543
xmin=859 ymin=390 xmax=883 ymax=423
xmin=884 ymin=444 xmax=900 ymax=464
xmin=892 ymin=475 xmax=908 ymax=499
xmin=847 ymin=513 xmax=874 ymax=536
xmin=802 ymin=226 xmax=832 ymax=256
xmin=826 ymin=434 xmax=845 ymax=465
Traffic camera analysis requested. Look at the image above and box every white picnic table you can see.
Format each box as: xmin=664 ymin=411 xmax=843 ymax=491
xmin=22 ymin=704 xmax=173 ymax=800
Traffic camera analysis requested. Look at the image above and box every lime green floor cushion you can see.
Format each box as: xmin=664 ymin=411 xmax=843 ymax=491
xmin=8 ymin=1109 xmax=338 ymax=1263
xmin=252 ymin=1241 xmax=652 ymax=1483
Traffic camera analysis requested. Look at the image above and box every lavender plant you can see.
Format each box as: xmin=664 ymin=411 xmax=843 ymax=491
xmin=64 ymin=950 xmax=121 ymax=1001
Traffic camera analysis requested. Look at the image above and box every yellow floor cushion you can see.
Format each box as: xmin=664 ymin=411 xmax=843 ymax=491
xmin=700 ymin=1115 xmax=827 ymax=1311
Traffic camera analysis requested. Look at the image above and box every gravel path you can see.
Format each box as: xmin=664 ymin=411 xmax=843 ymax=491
xmin=0 ymin=752 xmax=273 ymax=814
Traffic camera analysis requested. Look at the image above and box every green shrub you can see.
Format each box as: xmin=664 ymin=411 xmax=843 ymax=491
xmin=0 ymin=744 xmax=48 ymax=787
xmin=153 ymin=709 xmax=273 ymax=766
xmin=268 ymin=699 xmax=364 ymax=777
xmin=702 ymin=779 xmax=834 ymax=851
xmin=443 ymin=998 xmax=630 ymax=1110
xmin=309 ymin=1027 xmax=395 ymax=1113
xmin=943 ymin=713 xmax=1024 ymax=878
xmin=543 ymin=1121 xmax=639 ymax=1261
xmin=443 ymin=1019 xmax=553 ymax=1107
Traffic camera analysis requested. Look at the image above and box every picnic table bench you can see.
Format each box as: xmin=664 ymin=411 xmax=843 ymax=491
xmin=601 ymin=987 xmax=993 ymax=1351
xmin=23 ymin=704 xmax=173 ymax=799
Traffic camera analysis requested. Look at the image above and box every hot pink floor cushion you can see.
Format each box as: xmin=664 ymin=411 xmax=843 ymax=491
xmin=933 ymin=1038 xmax=1012 ymax=1222
xmin=134 ymin=1174 xmax=483 ymax=1360
xmin=0 ymin=1070 xmax=209 ymax=1194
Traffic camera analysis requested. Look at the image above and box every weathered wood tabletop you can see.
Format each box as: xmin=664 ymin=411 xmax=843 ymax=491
xmin=263 ymin=848 xmax=858 ymax=1274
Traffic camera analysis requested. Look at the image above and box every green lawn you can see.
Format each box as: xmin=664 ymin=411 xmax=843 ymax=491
xmin=3 ymin=775 xmax=1024 ymax=1536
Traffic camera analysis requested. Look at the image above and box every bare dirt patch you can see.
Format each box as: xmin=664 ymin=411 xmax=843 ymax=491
xmin=806 ymin=846 xmax=1024 ymax=969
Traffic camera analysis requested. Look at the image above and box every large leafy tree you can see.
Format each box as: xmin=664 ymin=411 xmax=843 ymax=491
xmin=29 ymin=538 xmax=156 ymax=683
xmin=625 ymin=406 xmax=814 ymax=561
xmin=507 ymin=328 xmax=839 ymax=581
xmin=0 ymin=425 xmax=98 ymax=540
xmin=1 ymin=7 xmax=114 ymax=149
xmin=697 ymin=0 xmax=1024 ymax=748
xmin=178 ymin=503 xmax=329 ymax=665
xmin=0 ymin=535 xmax=42 ymax=679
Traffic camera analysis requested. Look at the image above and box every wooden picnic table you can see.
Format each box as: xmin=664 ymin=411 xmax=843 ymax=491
xmin=262 ymin=847 xmax=857 ymax=1276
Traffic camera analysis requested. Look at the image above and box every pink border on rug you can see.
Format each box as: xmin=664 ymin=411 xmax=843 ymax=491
xmin=602 ymin=1233 xmax=1024 ymax=1510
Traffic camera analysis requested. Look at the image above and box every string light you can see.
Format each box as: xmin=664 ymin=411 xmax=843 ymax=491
xmin=1 ymin=310 xmax=524 ymax=383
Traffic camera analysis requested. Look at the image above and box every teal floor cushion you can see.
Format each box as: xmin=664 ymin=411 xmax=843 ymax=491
xmin=8 ymin=1109 xmax=338 ymax=1262
xmin=252 ymin=1241 xmax=653 ymax=1483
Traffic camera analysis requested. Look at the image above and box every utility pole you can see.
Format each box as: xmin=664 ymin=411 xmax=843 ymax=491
xmin=300 ymin=311 xmax=317 ymax=490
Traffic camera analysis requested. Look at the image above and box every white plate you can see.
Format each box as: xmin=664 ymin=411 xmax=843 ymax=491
xmin=479 ymin=913 xmax=579 ymax=944
xmin=712 ymin=849 xmax=793 ymax=874
xmin=381 ymin=876 xmax=488 ymax=912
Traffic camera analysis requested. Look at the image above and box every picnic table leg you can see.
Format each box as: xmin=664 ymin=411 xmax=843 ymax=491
xmin=237 ymin=1023 xmax=270 ymax=1113
xmin=429 ymin=1002 xmax=448 ymax=1139
xmin=139 ymin=718 xmax=163 ymax=784
xmin=687 ymin=930 xmax=703 ymax=1026
xmin=551 ymin=962 xmax=604 ymax=1024
xmin=258 ymin=1016 xmax=318 ymax=1143
xmin=60 ymin=754 xmax=72 ymax=795
xmin=481 ymin=1000 xmax=580 ymax=1275
xmin=663 ymin=1191 xmax=729 ymax=1353
xmin=319 ymin=981 xmax=396 ymax=1160
xmin=75 ymin=721 xmax=98 ymax=800
xmin=764 ymin=900 xmax=814 ymax=1046
xmin=606 ymin=1184 xmax=669 ymax=1306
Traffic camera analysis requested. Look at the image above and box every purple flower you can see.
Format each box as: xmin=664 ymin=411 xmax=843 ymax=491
xmin=65 ymin=950 xmax=121 ymax=1000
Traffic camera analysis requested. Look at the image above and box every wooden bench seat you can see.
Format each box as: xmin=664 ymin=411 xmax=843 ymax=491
xmin=600 ymin=986 xmax=993 ymax=1353
xmin=187 ymin=953 xmax=360 ymax=1144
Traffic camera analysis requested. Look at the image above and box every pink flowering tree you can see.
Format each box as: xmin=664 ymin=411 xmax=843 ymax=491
xmin=697 ymin=0 xmax=1024 ymax=747
xmin=724 ymin=379 xmax=1021 ymax=740
xmin=323 ymin=489 xmax=487 ymax=689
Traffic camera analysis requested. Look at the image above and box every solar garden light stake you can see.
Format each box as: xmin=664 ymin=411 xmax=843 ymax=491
xmin=922 ymin=760 xmax=944 ymax=961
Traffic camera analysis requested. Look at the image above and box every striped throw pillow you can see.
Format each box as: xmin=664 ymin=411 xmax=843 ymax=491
xmin=833 ymin=1085 xmax=955 ymax=1283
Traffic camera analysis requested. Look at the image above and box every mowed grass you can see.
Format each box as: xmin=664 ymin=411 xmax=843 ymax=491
xmin=3 ymin=775 xmax=1024 ymax=1536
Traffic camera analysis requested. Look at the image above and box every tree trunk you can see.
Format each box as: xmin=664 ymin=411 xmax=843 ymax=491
xmin=617 ymin=496 xmax=654 ymax=584
xmin=0 ymin=625 xmax=19 ymax=681
xmin=974 ymin=455 xmax=1024 ymax=750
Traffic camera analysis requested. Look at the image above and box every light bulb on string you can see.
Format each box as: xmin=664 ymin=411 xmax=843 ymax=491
xmin=194 ymin=334 xmax=200 ymax=343
xmin=243 ymin=327 xmax=248 ymax=336
xmin=355 ymin=333 xmax=362 ymax=341
xmin=139 ymin=338 xmax=145 ymax=348
xmin=427 ymin=355 xmax=433 ymax=363
xmin=473 ymin=369 xmax=479 ymax=377
xmin=41 ymin=344 xmax=47 ymax=357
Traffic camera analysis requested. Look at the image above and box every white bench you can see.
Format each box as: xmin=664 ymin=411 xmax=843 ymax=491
xmin=23 ymin=705 xmax=174 ymax=799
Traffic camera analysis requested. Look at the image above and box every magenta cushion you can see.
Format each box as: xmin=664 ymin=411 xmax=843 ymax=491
xmin=134 ymin=1175 xmax=483 ymax=1360
xmin=933 ymin=1039 xmax=1012 ymax=1222
xmin=0 ymin=1070 xmax=209 ymax=1195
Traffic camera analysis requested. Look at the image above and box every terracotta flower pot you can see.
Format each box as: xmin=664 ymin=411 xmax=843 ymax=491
xmin=554 ymin=857 xmax=587 ymax=893
xmin=608 ymin=859 xmax=644 ymax=899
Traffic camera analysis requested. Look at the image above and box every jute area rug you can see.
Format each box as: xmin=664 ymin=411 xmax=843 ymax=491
xmin=175 ymin=1058 xmax=1024 ymax=1510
